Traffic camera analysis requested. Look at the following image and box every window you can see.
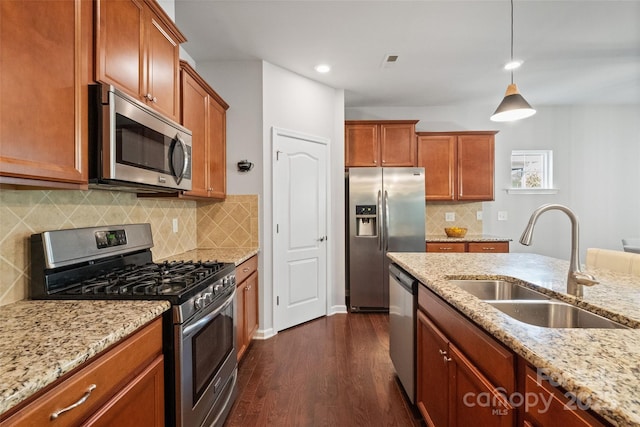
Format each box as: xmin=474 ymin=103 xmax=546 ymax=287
xmin=508 ymin=150 xmax=556 ymax=193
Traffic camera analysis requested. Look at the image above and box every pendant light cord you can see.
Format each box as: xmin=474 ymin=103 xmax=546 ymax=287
xmin=510 ymin=0 xmax=514 ymax=84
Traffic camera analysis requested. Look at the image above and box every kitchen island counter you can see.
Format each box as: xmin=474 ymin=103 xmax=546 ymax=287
xmin=0 ymin=300 xmax=170 ymax=417
xmin=387 ymin=252 xmax=640 ymax=426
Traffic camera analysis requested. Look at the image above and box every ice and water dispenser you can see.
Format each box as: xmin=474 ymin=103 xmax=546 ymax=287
xmin=355 ymin=205 xmax=377 ymax=236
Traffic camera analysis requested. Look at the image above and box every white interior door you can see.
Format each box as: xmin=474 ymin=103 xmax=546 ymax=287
xmin=273 ymin=127 xmax=328 ymax=332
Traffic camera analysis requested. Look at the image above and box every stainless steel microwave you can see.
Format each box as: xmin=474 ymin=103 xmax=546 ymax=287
xmin=89 ymin=84 xmax=192 ymax=193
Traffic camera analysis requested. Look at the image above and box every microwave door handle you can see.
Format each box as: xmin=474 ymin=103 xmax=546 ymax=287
xmin=173 ymin=135 xmax=188 ymax=184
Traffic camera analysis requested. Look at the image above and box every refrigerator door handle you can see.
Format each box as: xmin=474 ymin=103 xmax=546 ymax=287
xmin=377 ymin=190 xmax=383 ymax=250
xmin=384 ymin=190 xmax=390 ymax=251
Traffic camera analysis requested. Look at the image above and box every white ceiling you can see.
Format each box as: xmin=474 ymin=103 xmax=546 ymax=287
xmin=174 ymin=0 xmax=640 ymax=108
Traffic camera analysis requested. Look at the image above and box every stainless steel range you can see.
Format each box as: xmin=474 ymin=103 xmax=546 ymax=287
xmin=29 ymin=223 xmax=238 ymax=427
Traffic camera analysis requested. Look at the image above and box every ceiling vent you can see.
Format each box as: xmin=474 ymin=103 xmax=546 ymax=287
xmin=381 ymin=54 xmax=399 ymax=68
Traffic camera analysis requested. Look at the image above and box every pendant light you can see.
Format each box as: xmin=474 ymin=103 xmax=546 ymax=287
xmin=490 ymin=0 xmax=536 ymax=122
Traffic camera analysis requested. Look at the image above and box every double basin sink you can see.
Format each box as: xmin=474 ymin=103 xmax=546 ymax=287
xmin=449 ymin=279 xmax=628 ymax=329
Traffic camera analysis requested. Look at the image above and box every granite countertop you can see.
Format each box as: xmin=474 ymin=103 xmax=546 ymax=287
xmin=426 ymin=233 xmax=511 ymax=242
xmin=0 ymin=300 xmax=170 ymax=417
xmin=387 ymin=252 xmax=640 ymax=426
xmin=155 ymin=247 xmax=259 ymax=265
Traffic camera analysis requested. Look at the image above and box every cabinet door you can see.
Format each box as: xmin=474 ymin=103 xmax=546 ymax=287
xmin=467 ymin=242 xmax=510 ymax=253
xmin=244 ymin=271 xmax=259 ymax=343
xmin=380 ymin=123 xmax=416 ymax=166
xmin=146 ymin=11 xmax=180 ymax=121
xmin=457 ymin=134 xmax=495 ymax=201
xmin=81 ymin=356 xmax=165 ymax=427
xmin=417 ymin=310 xmax=450 ymax=427
xmin=181 ymin=70 xmax=209 ymax=198
xmin=450 ymin=345 xmax=514 ymax=427
xmin=345 ymin=123 xmax=379 ymax=167
xmin=95 ymin=0 xmax=144 ymax=101
xmin=523 ymin=367 xmax=606 ymax=427
xmin=236 ymin=280 xmax=247 ymax=361
xmin=417 ymin=136 xmax=456 ymax=201
xmin=1 ymin=0 xmax=90 ymax=188
xmin=207 ymin=96 xmax=227 ymax=199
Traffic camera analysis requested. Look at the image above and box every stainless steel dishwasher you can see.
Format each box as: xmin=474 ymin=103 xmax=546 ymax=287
xmin=389 ymin=263 xmax=418 ymax=404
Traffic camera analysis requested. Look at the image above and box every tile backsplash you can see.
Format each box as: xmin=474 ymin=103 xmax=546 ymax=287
xmin=426 ymin=201 xmax=484 ymax=235
xmin=197 ymin=195 xmax=259 ymax=248
xmin=0 ymin=189 xmax=260 ymax=306
xmin=0 ymin=189 xmax=198 ymax=306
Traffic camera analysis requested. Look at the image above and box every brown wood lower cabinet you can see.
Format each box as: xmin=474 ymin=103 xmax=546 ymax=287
xmin=426 ymin=241 xmax=510 ymax=253
xmin=417 ymin=284 xmax=515 ymax=427
xmin=0 ymin=318 xmax=164 ymax=427
xmin=523 ymin=366 xmax=607 ymax=427
xmin=236 ymin=255 xmax=259 ymax=361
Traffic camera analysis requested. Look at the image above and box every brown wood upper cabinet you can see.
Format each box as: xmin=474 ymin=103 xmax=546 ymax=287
xmin=0 ymin=0 xmax=92 ymax=189
xmin=95 ymin=0 xmax=186 ymax=122
xmin=417 ymin=131 xmax=498 ymax=201
xmin=180 ymin=61 xmax=229 ymax=199
xmin=345 ymin=120 xmax=418 ymax=167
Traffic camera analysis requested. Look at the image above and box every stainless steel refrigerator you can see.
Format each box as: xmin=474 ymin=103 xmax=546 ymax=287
xmin=346 ymin=167 xmax=425 ymax=311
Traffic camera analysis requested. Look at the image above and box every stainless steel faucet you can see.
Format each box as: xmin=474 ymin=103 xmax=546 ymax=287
xmin=519 ymin=204 xmax=598 ymax=297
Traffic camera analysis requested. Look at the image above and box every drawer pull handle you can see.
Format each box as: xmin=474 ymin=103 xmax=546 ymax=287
xmin=50 ymin=384 xmax=96 ymax=420
xmin=483 ymin=247 xmax=495 ymax=250
xmin=440 ymin=247 xmax=452 ymax=251
xmin=242 ymin=267 xmax=250 ymax=272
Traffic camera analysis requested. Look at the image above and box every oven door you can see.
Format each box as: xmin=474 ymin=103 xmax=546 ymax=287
xmin=175 ymin=287 xmax=238 ymax=427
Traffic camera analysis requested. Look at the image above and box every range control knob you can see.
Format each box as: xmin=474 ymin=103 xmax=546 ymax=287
xmin=203 ymin=292 xmax=213 ymax=304
xmin=194 ymin=295 xmax=205 ymax=310
xmin=214 ymin=284 xmax=223 ymax=294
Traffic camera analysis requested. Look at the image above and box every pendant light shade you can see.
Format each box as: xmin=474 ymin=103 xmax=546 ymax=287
xmin=491 ymin=83 xmax=536 ymax=122
xmin=490 ymin=0 xmax=536 ymax=122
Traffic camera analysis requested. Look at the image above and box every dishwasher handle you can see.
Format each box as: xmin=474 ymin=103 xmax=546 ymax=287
xmin=389 ymin=264 xmax=417 ymax=294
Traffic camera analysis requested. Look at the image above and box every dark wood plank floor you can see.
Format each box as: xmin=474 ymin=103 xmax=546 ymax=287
xmin=224 ymin=313 xmax=423 ymax=427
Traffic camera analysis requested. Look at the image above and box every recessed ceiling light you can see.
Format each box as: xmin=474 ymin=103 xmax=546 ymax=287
xmin=314 ymin=64 xmax=331 ymax=73
xmin=504 ymin=60 xmax=523 ymax=70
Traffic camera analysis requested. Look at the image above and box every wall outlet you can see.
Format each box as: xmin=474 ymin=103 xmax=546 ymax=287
xmin=498 ymin=211 xmax=508 ymax=221
xmin=445 ymin=212 xmax=455 ymax=222
xmin=476 ymin=211 xmax=483 ymax=221
xmin=172 ymin=218 xmax=179 ymax=233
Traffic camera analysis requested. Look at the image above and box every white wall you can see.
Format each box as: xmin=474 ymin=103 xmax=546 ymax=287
xmin=347 ymin=104 xmax=640 ymax=262
xmin=262 ymin=62 xmax=346 ymax=334
xmin=196 ymin=60 xmax=346 ymax=337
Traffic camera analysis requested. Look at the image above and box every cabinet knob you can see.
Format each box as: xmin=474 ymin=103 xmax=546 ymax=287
xmin=438 ymin=349 xmax=447 ymax=355
xmin=443 ymin=356 xmax=452 ymax=363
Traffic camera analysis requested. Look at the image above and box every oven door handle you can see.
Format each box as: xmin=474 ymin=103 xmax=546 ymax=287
xmin=183 ymin=290 xmax=235 ymax=337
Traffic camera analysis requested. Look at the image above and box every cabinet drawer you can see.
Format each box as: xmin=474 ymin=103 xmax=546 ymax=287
xmin=524 ymin=366 xmax=606 ymax=427
xmin=236 ymin=255 xmax=258 ymax=285
xmin=467 ymin=242 xmax=509 ymax=253
xmin=418 ymin=285 xmax=514 ymax=391
xmin=1 ymin=318 xmax=163 ymax=426
xmin=426 ymin=242 xmax=466 ymax=253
